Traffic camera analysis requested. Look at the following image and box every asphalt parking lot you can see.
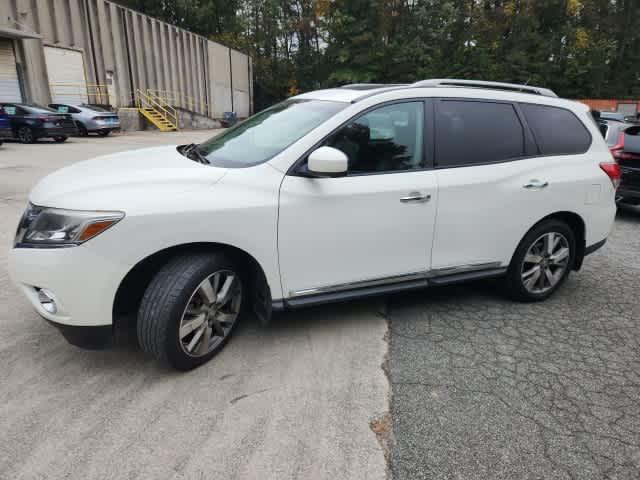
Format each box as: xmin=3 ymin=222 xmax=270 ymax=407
xmin=1 ymin=132 xmax=639 ymax=480
xmin=388 ymin=209 xmax=640 ymax=479
xmin=0 ymin=132 xmax=388 ymax=480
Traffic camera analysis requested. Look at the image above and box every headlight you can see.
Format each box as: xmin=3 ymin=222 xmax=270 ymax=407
xmin=14 ymin=204 xmax=124 ymax=247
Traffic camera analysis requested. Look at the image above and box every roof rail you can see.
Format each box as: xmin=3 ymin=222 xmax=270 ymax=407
xmin=340 ymin=83 xmax=408 ymax=91
xmin=411 ymin=79 xmax=558 ymax=98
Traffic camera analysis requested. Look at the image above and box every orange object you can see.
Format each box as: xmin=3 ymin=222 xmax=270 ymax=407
xmin=78 ymin=220 xmax=115 ymax=241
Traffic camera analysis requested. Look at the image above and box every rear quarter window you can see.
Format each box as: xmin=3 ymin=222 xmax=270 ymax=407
xmin=520 ymin=103 xmax=591 ymax=155
xmin=435 ymin=100 xmax=525 ymax=167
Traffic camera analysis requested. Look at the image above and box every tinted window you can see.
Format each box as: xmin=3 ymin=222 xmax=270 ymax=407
xmin=520 ymin=104 xmax=591 ymax=155
xmin=24 ymin=105 xmax=57 ymax=113
xmin=435 ymin=100 xmax=524 ymax=167
xmin=325 ymin=102 xmax=425 ymax=174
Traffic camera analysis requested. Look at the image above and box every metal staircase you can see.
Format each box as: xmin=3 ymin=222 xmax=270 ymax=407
xmin=135 ymin=89 xmax=178 ymax=132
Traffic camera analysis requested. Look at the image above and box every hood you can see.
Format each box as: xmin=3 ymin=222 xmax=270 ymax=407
xmin=30 ymin=145 xmax=228 ymax=210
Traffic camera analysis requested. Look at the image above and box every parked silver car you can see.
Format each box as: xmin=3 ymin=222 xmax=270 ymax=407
xmin=597 ymin=117 xmax=635 ymax=147
xmin=49 ymin=103 xmax=120 ymax=137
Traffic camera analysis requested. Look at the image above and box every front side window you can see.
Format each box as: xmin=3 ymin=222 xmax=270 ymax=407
xmin=197 ymin=99 xmax=347 ymax=167
xmin=520 ymin=103 xmax=591 ymax=155
xmin=435 ymin=100 xmax=525 ymax=167
xmin=325 ymin=102 xmax=425 ymax=174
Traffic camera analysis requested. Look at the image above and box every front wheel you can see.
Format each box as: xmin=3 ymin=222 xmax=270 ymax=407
xmin=17 ymin=126 xmax=35 ymax=143
xmin=137 ymin=253 xmax=244 ymax=370
xmin=506 ymin=220 xmax=576 ymax=302
xmin=76 ymin=123 xmax=88 ymax=136
xmin=54 ymin=136 xmax=68 ymax=143
xmin=97 ymin=129 xmax=111 ymax=137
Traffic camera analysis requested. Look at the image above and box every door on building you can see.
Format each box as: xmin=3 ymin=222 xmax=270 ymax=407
xmin=44 ymin=46 xmax=89 ymax=105
xmin=0 ymin=39 xmax=22 ymax=102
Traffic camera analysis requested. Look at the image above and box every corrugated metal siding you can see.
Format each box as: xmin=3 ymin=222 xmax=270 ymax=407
xmin=208 ymin=42 xmax=232 ymax=118
xmin=0 ymin=39 xmax=21 ymax=102
xmin=0 ymin=0 xmax=253 ymax=117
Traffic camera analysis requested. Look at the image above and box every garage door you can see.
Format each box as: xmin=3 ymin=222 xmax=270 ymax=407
xmin=44 ymin=46 xmax=88 ymax=104
xmin=0 ymin=39 xmax=22 ymax=102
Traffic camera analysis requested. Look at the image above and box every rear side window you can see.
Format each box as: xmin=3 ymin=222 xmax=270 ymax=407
xmin=435 ymin=100 xmax=525 ymax=167
xmin=520 ymin=104 xmax=591 ymax=155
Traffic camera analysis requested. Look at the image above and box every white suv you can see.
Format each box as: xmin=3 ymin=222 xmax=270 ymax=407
xmin=9 ymin=80 xmax=618 ymax=370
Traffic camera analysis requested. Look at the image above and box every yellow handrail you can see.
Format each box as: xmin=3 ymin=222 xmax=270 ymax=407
xmin=135 ymin=88 xmax=179 ymax=129
xmin=49 ymin=83 xmax=113 ymax=105
xmin=146 ymin=88 xmax=209 ymax=115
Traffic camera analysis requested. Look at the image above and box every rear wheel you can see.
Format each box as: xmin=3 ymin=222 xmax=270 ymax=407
xmin=54 ymin=136 xmax=68 ymax=143
xmin=17 ymin=126 xmax=34 ymax=143
xmin=506 ymin=220 xmax=575 ymax=302
xmin=137 ymin=253 xmax=244 ymax=370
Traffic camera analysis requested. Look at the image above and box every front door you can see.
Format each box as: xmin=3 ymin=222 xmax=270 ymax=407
xmin=278 ymin=101 xmax=438 ymax=298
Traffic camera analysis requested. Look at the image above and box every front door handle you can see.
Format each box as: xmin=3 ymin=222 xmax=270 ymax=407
xmin=523 ymin=180 xmax=549 ymax=190
xmin=400 ymin=192 xmax=431 ymax=203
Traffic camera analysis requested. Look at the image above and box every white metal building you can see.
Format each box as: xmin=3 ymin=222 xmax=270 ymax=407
xmin=0 ymin=0 xmax=253 ymax=118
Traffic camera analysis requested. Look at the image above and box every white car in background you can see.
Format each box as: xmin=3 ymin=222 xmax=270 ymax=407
xmin=9 ymin=79 xmax=617 ymax=370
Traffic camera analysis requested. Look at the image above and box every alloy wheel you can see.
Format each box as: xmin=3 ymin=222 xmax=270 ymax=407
xmin=18 ymin=127 xmax=33 ymax=143
xmin=178 ymin=270 xmax=242 ymax=357
xmin=521 ymin=232 xmax=570 ymax=294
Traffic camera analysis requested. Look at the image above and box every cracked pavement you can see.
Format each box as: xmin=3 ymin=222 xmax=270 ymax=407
xmin=0 ymin=134 xmax=388 ymax=480
xmin=387 ymin=209 xmax=640 ymax=479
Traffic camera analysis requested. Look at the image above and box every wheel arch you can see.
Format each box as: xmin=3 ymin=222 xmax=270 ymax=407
xmin=112 ymin=242 xmax=273 ymax=331
xmin=514 ymin=211 xmax=586 ymax=271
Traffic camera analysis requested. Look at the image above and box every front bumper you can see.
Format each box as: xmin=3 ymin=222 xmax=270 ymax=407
xmin=0 ymin=126 xmax=12 ymax=139
xmin=8 ymin=245 xmax=130 ymax=327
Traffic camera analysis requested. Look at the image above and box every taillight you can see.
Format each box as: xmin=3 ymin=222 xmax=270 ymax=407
xmin=600 ymin=162 xmax=621 ymax=189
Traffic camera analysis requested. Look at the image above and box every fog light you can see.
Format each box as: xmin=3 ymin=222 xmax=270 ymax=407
xmin=37 ymin=288 xmax=58 ymax=314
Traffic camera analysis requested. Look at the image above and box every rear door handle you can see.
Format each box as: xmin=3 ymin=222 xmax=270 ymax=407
xmin=523 ymin=180 xmax=549 ymax=190
xmin=400 ymin=192 xmax=431 ymax=203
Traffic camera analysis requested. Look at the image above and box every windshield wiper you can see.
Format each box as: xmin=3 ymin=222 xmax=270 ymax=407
xmin=180 ymin=143 xmax=210 ymax=165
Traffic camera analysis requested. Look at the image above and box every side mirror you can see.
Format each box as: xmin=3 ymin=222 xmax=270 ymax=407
xmin=307 ymin=146 xmax=348 ymax=177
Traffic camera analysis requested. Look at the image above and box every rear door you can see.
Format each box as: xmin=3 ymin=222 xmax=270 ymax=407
xmin=44 ymin=47 xmax=88 ymax=105
xmin=430 ymin=98 xmax=594 ymax=272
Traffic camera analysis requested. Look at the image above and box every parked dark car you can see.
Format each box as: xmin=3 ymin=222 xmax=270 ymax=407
xmin=611 ymin=125 xmax=640 ymax=205
xmin=0 ymin=105 xmax=12 ymax=146
xmin=49 ymin=103 xmax=120 ymax=136
xmin=0 ymin=103 xmax=77 ymax=143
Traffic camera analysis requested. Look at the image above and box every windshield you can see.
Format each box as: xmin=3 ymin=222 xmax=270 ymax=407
xmin=197 ymin=99 xmax=347 ymax=167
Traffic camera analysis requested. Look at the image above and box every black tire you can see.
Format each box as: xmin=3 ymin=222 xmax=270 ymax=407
xmin=54 ymin=136 xmax=68 ymax=143
xmin=17 ymin=126 xmax=35 ymax=143
xmin=137 ymin=252 xmax=245 ymax=370
xmin=505 ymin=219 xmax=576 ymax=302
xmin=97 ymin=129 xmax=111 ymax=137
xmin=76 ymin=123 xmax=88 ymax=136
